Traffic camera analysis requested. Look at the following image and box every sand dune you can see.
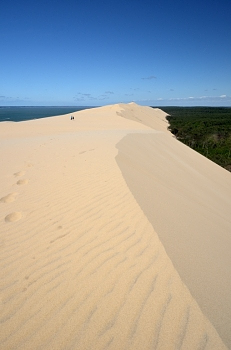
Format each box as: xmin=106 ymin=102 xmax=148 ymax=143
xmin=0 ymin=103 xmax=229 ymax=349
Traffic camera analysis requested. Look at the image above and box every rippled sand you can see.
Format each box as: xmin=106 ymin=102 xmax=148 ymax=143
xmin=0 ymin=103 xmax=230 ymax=349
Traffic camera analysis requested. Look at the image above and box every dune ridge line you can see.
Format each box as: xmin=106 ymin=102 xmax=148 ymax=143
xmin=0 ymin=103 xmax=229 ymax=349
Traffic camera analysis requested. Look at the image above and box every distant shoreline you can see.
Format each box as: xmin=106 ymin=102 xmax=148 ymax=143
xmin=0 ymin=106 xmax=95 ymax=122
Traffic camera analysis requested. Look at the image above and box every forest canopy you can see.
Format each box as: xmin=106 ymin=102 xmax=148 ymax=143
xmin=155 ymin=107 xmax=231 ymax=172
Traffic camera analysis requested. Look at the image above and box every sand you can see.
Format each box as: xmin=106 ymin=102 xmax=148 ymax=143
xmin=0 ymin=103 xmax=230 ymax=349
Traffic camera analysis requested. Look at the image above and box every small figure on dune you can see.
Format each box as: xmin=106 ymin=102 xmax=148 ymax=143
xmin=70 ymin=115 xmax=75 ymax=120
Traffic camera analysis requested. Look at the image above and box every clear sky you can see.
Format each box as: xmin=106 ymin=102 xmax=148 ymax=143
xmin=1 ymin=0 xmax=231 ymax=106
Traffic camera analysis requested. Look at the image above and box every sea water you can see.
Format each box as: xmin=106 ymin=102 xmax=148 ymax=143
xmin=0 ymin=106 xmax=93 ymax=122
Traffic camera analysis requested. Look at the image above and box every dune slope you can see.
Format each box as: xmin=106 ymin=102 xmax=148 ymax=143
xmin=116 ymin=104 xmax=231 ymax=348
xmin=0 ymin=103 xmax=229 ymax=349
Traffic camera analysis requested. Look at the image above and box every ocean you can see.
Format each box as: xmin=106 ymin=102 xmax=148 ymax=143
xmin=0 ymin=106 xmax=93 ymax=122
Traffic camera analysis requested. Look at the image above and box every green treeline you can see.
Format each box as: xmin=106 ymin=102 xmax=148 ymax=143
xmin=156 ymin=107 xmax=231 ymax=171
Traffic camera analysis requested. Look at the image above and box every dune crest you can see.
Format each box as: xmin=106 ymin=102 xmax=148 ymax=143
xmin=0 ymin=104 xmax=228 ymax=349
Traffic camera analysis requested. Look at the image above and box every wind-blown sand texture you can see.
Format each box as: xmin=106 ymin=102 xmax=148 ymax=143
xmin=0 ymin=103 xmax=230 ymax=349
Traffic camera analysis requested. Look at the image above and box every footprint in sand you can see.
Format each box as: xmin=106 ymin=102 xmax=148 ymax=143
xmin=16 ymin=179 xmax=29 ymax=185
xmin=79 ymin=149 xmax=95 ymax=155
xmin=5 ymin=212 xmax=22 ymax=222
xmin=14 ymin=171 xmax=26 ymax=177
xmin=25 ymin=162 xmax=33 ymax=168
xmin=0 ymin=192 xmax=18 ymax=203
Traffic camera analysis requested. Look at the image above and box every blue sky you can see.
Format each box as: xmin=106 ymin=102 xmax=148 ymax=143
xmin=1 ymin=0 xmax=231 ymax=106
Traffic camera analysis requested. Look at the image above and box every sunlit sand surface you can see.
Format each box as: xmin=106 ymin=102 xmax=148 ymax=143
xmin=0 ymin=103 xmax=230 ymax=349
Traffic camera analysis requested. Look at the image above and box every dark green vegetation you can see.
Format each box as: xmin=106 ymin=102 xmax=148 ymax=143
xmin=156 ymin=107 xmax=231 ymax=171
